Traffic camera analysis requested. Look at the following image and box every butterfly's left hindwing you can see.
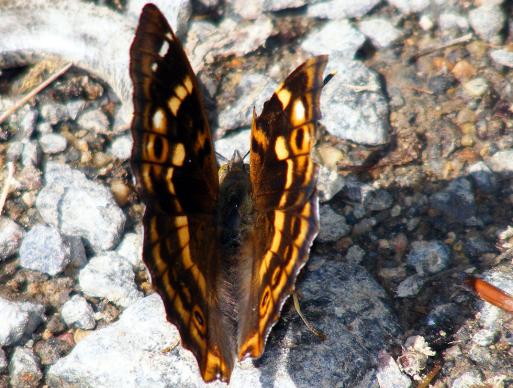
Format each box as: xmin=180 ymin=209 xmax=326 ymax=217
xmin=130 ymin=4 xmax=234 ymax=383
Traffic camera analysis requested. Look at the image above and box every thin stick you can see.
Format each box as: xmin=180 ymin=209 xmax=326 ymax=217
xmin=411 ymin=33 xmax=473 ymax=61
xmin=0 ymin=62 xmax=73 ymax=125
xmin=0 ymin=162 xmax=14 ymax=216
xmin=292 ymin=293 xmax=326 ymax=341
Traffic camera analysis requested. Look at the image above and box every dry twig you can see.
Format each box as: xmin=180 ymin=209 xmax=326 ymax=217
xmin=0 ymin=62 xmax=72 ymax=125
xmin=0 ymin=162 xmax=15 ymax=216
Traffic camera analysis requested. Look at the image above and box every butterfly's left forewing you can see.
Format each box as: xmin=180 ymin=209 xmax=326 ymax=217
xmin=130 ymin=4 xmax=234 ymax=382
xmin=238 ymin=56 xmax=328 ymax=359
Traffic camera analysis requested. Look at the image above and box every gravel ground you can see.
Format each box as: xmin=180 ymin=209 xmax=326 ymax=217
xmin=1 ymin=0 xmax=513 ymax=387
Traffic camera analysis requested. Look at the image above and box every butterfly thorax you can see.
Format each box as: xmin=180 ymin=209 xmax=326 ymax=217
xmin=218 ymin=160 xmax=253 ymax=253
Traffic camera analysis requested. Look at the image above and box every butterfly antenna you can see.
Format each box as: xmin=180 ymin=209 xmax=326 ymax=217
xmin=323 ymin=72 xmax=335 ymax=86
xmin=216 ymin=151 xmax=229 ymax=163
xmin=242 ymin=150 xmax=250 ymax=162
xmin=292 ymin=292 xmax=326 ymax=341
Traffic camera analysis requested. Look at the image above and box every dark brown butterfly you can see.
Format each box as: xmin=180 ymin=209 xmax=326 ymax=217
xmin=130 ymin=3 xmax=327 ymax=383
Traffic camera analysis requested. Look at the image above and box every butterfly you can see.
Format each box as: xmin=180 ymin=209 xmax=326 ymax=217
xmin=129 ymin=3 xmax=328 ymax=383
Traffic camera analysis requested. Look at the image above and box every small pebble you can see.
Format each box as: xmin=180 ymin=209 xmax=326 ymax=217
xmin=359 ymin=18 xmax=401 ymax=48
xmin=61 ymin=295 xmax=96 ymax=330
xmin=317 ymin=205 xmax=350 ymax=242
xmin=39 ymin=133 xmax=67 ymax=154
xmin=463 ymin=77 xmax=489 ymax=98
xmin=9 ymin=347 xmax=43 ymax=388
xmin=109 ymin=135 xmax=132 ymax=161
xmin=469 ymin=4 xmax=505 ymax=42
xmin=77 ymin=110 xmax=110 ymax=134
xmin=406 ymin=240 xmax=451 ymax=276
xmin=0 ymin=217 xmax=24 ymax=261
xmin=489 ymin=49 xmax=513 ymax=68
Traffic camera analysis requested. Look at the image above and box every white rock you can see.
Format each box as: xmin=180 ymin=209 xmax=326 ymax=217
xmin=301 ymin=20 xmax=365 ymax=58
xmin=307 ymin=0 xmax=381 ymax=19
xmin=39 ymin=133 xmax=67 ymax=154
xmin=36 ymin=162 xmax=126 ymax=252
xmin=19 ymin=224 xmax=71 ymax=275
xmin=0 ymin=217 xmax=24 ymax=261
xmin=9 ymin=347 xmax=42 ymax=388
xmin=0 ymin=298 xmax=44 ymax=347
xmin=376 ymin=351 xmax=412 ymax=387
xmin=322 ymin=57 xmax=389 ymax=145
xmin=359 ymin=18 xmax=401 ymax=48
xmin=387 ymin=0 xmax=429 ymax=14
xmin=79 ymin=251 xmax=143 ymax=307
xmin=116 ymin=232 xmax=144 ymax=269
xmin=317 ymin=165 xmax=345 ymax=202
xmin=490 ymin=49 xmax=513 ymax=68
xmin=109 ymin=135 xmax=133 ymax=161
xmin=61 ymin=295 xmax=96 ymax=330
xmin=469 ymin=4 xmax=505 ymax=42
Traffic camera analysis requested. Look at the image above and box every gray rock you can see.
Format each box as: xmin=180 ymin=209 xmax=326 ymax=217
xmin=109 ymin=135 xmax=133 ymax=161
xmin=61 ymin=295 xmax=96 ymax=330
xmin=462 ymin=77 xmax=489 ymax=98
xmin=490 ymin=49 xmax=513 ymax=67
xmin=215 ymin=129 xmax=251 ymax=161
xmin=36 ymin=162 xmax=126 ymax=252
xmin=396 ymin=274 xmax=427 ymax=297
xmin=19 ymin=224 xmax=72 ymax=275
xmin=79 ymin=251 xmax=143 ymax=308
xmin=487 ymin=149 xmax=513 ymax=175
xmin=317 ymin=165 xmax=345 ymax=202
xmin=185 ymin=17 xmax=273 ymax=72
xmin=263 ymin=0 xmax=307 ymax=11
xmin=363 ymin=188 xmax=393 ymax=211
xmin=359 ymin=18 xmax=401 ymax=48
xmin=406 ymin=240 xmax=451 ymax=276
xmin=307 ymin=0 xmax=381 ymax=19
xmin=39 ymin=133 xmax=67 ymax=154
xmin=126 ymin=0 xmax=192 ymax=39
xmin=346 ymin=245 xmax=365 ymax=265
xmin=77 ymin=109 xmax=110 ymax=134
xmin=438 ymin=12 xmax=470 ymax=31
xmin=21 ymin=140 xmax=40 ymax=167
xmin=469 ymin=5 xmax=505 ymax=42
xmin=429 ymin=177 xmax=478 ymax=226
xmin=0 ymin=348 xmax=6 ymax=372
xmin=322 ymin=58 xmax=389 ymax=145
xmin=9 ymin=347 xmax=42 ymax=388
xmin=0 ymin=217 xmax=24 ymax=261
xmin=301 ymin=20 xmax=365 ymax=58
xmin=376 ymin=351 xmax=412 ymax=388
xmin=387 ymin=0 xmax=429 ymax=14
xmin=217 ymin=73 xmax=277 ymax=133
xmin=68 ymin=236 xmax=87 ymax=269
xmin=40 ymin=103 xmax=69 ymax=125
xmin=49 ymin=255 xmax=401 ymax=386
xmin=317 ymin=205 xmax=350 ymax=242
xmin=467 ymin=161 xmax=497 ymax=193
xmin=116 ymin=232 xmax=144 ymax=269
xmin=0 ymin=297 xmax=44 ymax=347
